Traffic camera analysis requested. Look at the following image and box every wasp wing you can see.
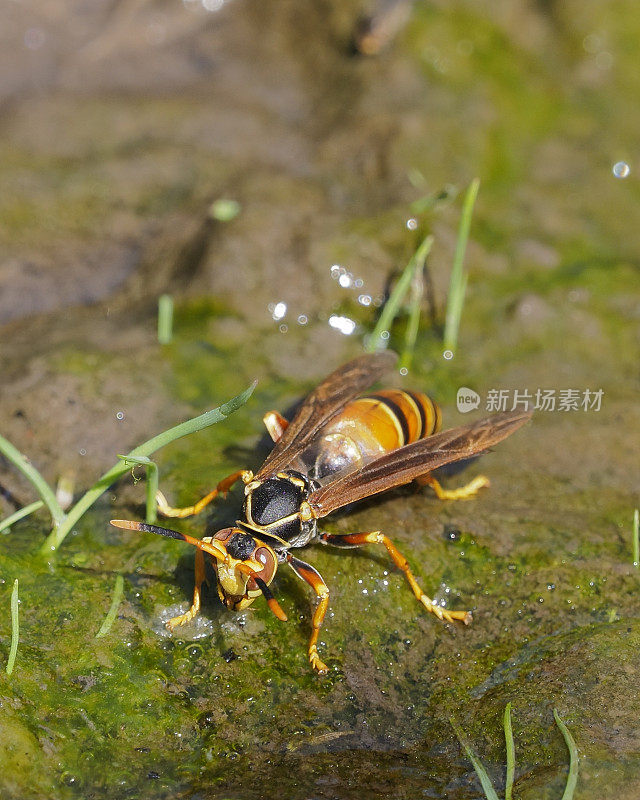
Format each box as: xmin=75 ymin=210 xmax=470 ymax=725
xmin=307 ymin=409 xmax=532 ymax=517
xmin=255 ymin=352 xmax=397 ymax=481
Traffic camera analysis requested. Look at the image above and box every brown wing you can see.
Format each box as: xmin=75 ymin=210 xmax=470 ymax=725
xmin=308 ymin=409 xmax=532 ymax=517
xmin=255 ymin=351 xmax=397 ymax=480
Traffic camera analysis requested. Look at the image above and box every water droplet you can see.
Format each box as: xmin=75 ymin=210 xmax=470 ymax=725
xmin=443 ymin=349 xmax=454 ymax=360
xmin=612 ymin=161 xmax=630 ymax=179
xmin=116 ymin=411 xmax=125 ymax=421
xmin=278 ymin=323 xmax=288 ymax=333
xmin=380 ymin=330 xmax=390 ymax=340
xmin=297 ymin=314 xmax=308 ymax=325
xmin=338 ymin=273 xmax=353 ymax=289
xmin=328 ymin=315 xmax=356 ymax=336
xmin=79 ymin=448 xmax=87 ymax=456
xmin=271 ymin=301 xmax=287 ymax=321
xmin=330 ymin=264 xmax=342 ymax=279
xmin=399 ymin=367 xmax=408 ymax=376
xmin=358 ymin=294 xmax=372 ymax=306
xmin=406 ymin=218 xmax=418 ymax=230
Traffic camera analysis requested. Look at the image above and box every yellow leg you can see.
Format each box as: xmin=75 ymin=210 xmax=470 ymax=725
xmin=156 ymin=469 xmax=252 ymax=518
xmin=287 ymin=554 xmax=330 ymax=674
xmin=263 ymin=410 xmax=289 ymax=443
xmin=320 ymin=531 xmax=472 ymax=626
xmin=418 ymin=473 xmax=490 ymax=501
xmin=166 ymin=544 xmax=207 ymax=631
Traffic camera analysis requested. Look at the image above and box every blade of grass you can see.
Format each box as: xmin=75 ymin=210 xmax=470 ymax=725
xmin=157 ymin=294 xmax=174 ymax=345
xmin=6 ymin=579 xmax=19 ymax=675
xmin=95 ymin=575 xmax=125 ymax=638
xmin=553 ymin=710 xmax=579 ymax=800
xmin=443 ymin=177 xmax=480 ymax=354
xmin=504 ymin=702 xmax=515 ymax=800
xmin=632 ymin=508 xmax=639 ymax=567
xmin=117 ymin=455 xmax=159 ymax=524
xmin=366 ymin=233 xmax=433 ymax=353
xmin=0 ymin=500 xmax=44 ymax=534
xmin=40 ymin=381 xmax=257 ymax=554
xmin=451 ymin=718 xmax=500 ymax=800
xmin=398 ymin=256 xmax=424 ymax=373
xmin=0 ymin=434 xmax=65 ymax=527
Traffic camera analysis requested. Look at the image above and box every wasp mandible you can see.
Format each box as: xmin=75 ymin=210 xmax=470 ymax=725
xmin=112 ymin=352 xmax=531 ymax=674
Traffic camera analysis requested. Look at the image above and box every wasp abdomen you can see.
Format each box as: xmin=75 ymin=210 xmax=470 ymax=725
xmin=310 ymin=390 xmax=441 ymax=480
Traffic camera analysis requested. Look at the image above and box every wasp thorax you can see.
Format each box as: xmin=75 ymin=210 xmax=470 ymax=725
xmin=247 ymin=477 xmax=303 ymax=526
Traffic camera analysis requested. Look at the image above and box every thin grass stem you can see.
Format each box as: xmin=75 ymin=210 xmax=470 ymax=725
xmin=366 ymin=234 xmax=433 ymax=353
xmin=399 ymin=257 xmax=424 ymax=373
xmin=504 ymin=702 xmax=515 ymax=800
xmin=40 ymin=381 xmax=257 ymax=554
xmin=0 ymin=434 xmax=65 ymax=527
xmin=95 ymin=575 xmax=125 ymax=638
xmin=632 ymin=508 xmax=639 ymax=567
xmin=6 ymin=579 xmax=19 ymax=675
xmin=553 ymin=710 xmax=579 ymax=800
xmin=0 ymin=500 xmax=45 ymax=534
xmin=451 ymin=718 xmax=500 ymax=800
xmin=443 ymin=177 xmax=480 ymax=354
xmin=117 ymin=455 xmax=158 ymax=524
xmin=157 ymin=294 xmax=174 ymax=345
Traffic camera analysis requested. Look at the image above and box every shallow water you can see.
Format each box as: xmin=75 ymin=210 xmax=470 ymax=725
xmin=1 ymin=0 xmax=639 ymax=797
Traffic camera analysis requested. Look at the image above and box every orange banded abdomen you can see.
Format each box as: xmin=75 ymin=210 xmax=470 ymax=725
xmin=308 ymin=390 xmax=441 ymax=481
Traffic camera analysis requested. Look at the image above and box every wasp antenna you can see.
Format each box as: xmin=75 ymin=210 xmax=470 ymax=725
xmin=110 ymin=519 xmax=187 ymax=541
xmin=254 ymin=576 xmax=288 ymax=622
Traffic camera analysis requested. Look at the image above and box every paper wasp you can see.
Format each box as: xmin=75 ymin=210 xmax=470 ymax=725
xmin=111 ymin=352 xmax=531 ymax=674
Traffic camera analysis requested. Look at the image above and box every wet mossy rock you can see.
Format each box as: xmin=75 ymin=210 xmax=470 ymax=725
xmin=1 ymin=0 xmax=639 ymax=798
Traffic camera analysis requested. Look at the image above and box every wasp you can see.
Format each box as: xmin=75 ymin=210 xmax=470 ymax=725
xmin=111 ymin=352 xmax=531 ymax=673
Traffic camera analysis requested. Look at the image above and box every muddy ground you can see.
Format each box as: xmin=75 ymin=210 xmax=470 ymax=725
xmin=0 ymin=0 xmax=638 ymax=798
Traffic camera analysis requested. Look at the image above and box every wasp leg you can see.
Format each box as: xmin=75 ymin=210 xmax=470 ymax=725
xmin=156 ymin=469 xmax=253 ymax=518
xmin=319 ymin=531 xmax=472 ymax=626
xmin=263 ymin=410 xmax=289 ymax=443
xmin=166 ymin=542 xmax=209 ymax=631
xmin=286 ymin=554 xmax=330 ymax=675
xmin=416 ymin=472 xmax=490 ymax=500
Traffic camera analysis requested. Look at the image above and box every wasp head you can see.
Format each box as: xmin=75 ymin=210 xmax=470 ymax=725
xmin=210 ymin=528 xmax=281 ymax=615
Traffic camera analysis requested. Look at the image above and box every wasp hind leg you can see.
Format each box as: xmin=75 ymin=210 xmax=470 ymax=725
xmin=417 ymin=472 xmax=490 ymax=501
xmin=156 ymin=469 xmax=253 ymax=519
xmin=320 ymin=531 xmax=472 ymax=626
xmin=286 ymin=554 xmax=330 ymax=675
xmin=166 ymin=543 xmax=209 ymax=631
xmin=263 ymin=410 xmax=289 ymax=443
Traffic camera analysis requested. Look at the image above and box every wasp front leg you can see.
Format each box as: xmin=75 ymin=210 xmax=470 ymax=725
xmin=286 ymin=554 xmax=330 ymax=675
xmin=166 ymin=542 xmax=209 ymax=631
xmin=319 ymin=531 xmax=472 ymax=626
xmin=416 ymin=472 xmax=490 ymax=501
xmin=156 ymin=469 xmax=253 ymax=519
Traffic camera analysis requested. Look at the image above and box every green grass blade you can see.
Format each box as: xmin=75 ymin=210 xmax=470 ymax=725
xmin=443 ymin=177 xmax=480 ymax=354
xmin=366 ymin=234 xmax=433 ymax=353
xmin=399 ymin=256 xmax=424 ymax=373
xmin=451 ymin=718 xmax=500 ymax=800
xmin=157 ymin=294 xmax=174 ymax=345
xmin=0 ymin=500 xmax=45 ymax=533
xmin=632 ymin=508 xmax=639 ymax=567
xmin=504 ymin=702 xmax=515 ymax=800
xmin=553 ymin=710 xmax=579 ymax=800
xmin=40 ymin=381 xmax=257 ymax=554
xmin=95 ymin=575 xmax=125 ymax=638
xmin=0 ymin=434 xmax=66 ymax=527
xmin=6 ymin=579 xmax=19 ymax=675
xmin=117 ymin=455 xmax=159 ymax=524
